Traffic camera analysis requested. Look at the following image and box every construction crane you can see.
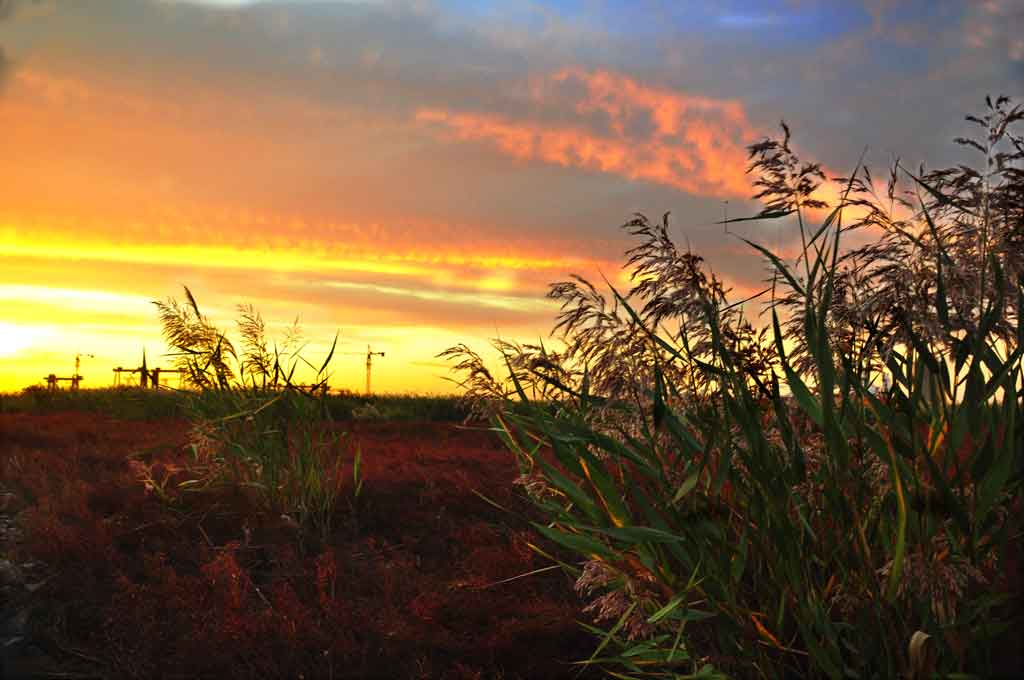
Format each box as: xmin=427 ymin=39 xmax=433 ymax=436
xmin=112 ymin=348 xmax=185 ymax=388
xmin=73 ymin=353 xmax=94 ymax=390
xmin=43 ymin=352 xmax=94 ymax=391
xmin=341 ymin=345 xmax=385 ymax=396
xmin=113 ymin=348 xmax=148 ymax=387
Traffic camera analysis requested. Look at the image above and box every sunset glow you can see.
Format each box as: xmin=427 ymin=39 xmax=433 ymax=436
xmin=0 ymin=322 xmax=44 ymax=358
xmin=0 ymin=0 xmax=1018 ymax=393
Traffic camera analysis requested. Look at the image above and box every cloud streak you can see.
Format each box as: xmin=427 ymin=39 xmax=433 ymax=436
xmin=0 ymin=0 xmax=13 ymax=91
xmin=418 ymin=68 xmax=759 ymax=199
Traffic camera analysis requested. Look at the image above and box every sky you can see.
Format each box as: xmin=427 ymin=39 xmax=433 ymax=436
xmin=0 ymin=0 xmax=1020 ymax=394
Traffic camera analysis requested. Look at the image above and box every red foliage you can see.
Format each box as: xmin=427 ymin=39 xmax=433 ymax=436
xmin=0 ymin=413 xmax=595 ymax=679
xmin=202 ymin=547 xmax=251 ymax=611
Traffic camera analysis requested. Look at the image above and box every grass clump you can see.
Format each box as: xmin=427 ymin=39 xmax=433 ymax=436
xmin=445 ymin=97 xmax=1022 ymax=678
xmin=153 ymin=287 xmax=354 ymax=542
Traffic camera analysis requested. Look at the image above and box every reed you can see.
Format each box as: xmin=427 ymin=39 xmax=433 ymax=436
xmin=154 ymin=287 xmax=351 ymax=542
xmin=445 ymin=96 xmax=1022 ymax=678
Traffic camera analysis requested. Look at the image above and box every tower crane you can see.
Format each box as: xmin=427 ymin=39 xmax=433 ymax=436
xmin=73 ymin=353 xmax=94 ymax=390
xmin=112 ymin=348 xmax=184 ymax=388
xmin=341 ymin=345 xmax=385 ymax=396
xmin=113 ymin=348 xmax=148 ymax=387
xmin=45 ymin=353 xmax=93 ymax=391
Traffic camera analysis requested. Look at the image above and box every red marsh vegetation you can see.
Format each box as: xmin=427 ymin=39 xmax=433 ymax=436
xmin=0 ymin=411 xmax=597 ymax=679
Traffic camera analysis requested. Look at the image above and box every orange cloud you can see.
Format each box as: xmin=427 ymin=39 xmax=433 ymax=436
xmin=418 ymin=68 xmax=760 ymax=198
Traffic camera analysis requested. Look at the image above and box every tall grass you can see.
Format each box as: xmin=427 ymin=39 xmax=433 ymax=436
xmin=445 ymin=97 xmax=1022 ymax=678
xmin=154 ymin=287 xmax=353 ymax=541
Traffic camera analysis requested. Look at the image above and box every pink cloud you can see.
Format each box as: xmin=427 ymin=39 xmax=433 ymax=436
xmin=417 ymin=68 xmax=760 ymax=198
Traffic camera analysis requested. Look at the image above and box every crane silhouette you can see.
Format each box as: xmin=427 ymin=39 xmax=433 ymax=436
xmin=340 ymin=345 xmax=385 ymax=396
xmin=112 ymin=348 xmax=184 ymax=388
xmin=113 ymin=348 xmax=149 ymax=387
xmin=73 ymin=353 xmax=94 ymax=390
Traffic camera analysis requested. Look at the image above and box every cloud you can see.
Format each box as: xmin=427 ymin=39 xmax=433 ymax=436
xmin=418 ymin=68 xmax=760 ymax=199
xmin=0 ymin=46 xmax=9 ymax=92
xmin=0 ymin=0 xmax=11 ymax=91
xmin=0 ymin=1 xmax=58 ymax=93
xmin=1 ymin=0 xmax=1016 ymax=392
xmin=962 ymin=0 xmax=1024 ymax=62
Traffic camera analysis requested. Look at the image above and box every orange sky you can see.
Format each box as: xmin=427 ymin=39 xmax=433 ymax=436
xmin=0 ymin=0 xmax=1016 ymax=393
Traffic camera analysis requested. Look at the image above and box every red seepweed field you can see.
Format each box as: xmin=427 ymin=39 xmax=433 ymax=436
xmin=0 ymin=409 xmax=598 ymax=679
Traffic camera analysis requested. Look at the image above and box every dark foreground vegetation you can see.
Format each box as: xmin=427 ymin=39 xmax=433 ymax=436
xmin=443 ymin=97 xmax=1023 ymax=678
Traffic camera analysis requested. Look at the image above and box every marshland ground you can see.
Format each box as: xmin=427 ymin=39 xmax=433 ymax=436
xmin=0 ymin=389 xmax=599 ymax=679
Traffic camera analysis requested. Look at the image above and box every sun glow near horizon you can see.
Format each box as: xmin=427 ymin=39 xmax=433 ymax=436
xmin=0 ymin=322 xmax=49 ymax=359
